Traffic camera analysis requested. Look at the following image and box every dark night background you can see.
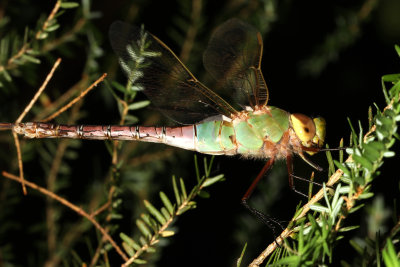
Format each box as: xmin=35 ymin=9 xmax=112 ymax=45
xmin=0 ymin=0 xmax=399 ymax=266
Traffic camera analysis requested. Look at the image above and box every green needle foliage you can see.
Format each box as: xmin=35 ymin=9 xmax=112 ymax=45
xmin=120 ymin=156 xmax=224 ymax=265
xmin=0 ymin=1 xmax=82 ymax=87
xmin=382 ymin=238 xmax=400 ymax=267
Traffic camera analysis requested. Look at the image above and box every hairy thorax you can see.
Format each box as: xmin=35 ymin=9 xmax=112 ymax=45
xmin=230 ymin=106 xmax=303 ymax=160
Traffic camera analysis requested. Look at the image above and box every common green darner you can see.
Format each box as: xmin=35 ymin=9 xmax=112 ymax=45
xmin=0 ymin=19 xmax=326 ymax=224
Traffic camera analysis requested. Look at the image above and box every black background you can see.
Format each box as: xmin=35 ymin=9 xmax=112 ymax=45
xmin=0 ymin=0 xmax=399 ymax=266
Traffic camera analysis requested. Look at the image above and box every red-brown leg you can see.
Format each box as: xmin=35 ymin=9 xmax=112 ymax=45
xmin=286 ymin=154 xmax=294 ymax=189
xmin=241 ymin=157 xmax=285 ymax=236
xmin=241 ymin=158 xmax=275 ymax=201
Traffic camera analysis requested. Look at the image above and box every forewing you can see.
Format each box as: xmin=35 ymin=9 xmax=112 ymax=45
xmin=109 ymin=21 xmax=237 ymax=125
xmin=203 ymin=18 xmax=269 ymax=109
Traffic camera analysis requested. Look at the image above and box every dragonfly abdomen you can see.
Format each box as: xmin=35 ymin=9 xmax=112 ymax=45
xmin=10 ymin=122 xmax=197 ymax=150
xmin=12 ymin=122 xmax=141 ymax=140
xmin=194 ymin=120 xmax=237 ymax=155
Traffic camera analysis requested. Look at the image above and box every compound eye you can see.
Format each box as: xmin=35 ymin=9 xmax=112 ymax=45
xmin=313 ymin=117 xmax=326 ymax=147
xmin=290 ymin=113 xmax=316 ymax=144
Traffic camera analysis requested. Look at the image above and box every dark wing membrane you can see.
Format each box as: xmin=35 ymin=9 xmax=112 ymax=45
xmin=203 ymin=18 xmax=269 ymax=109
xmin=109 ymin=21 xmax=238 ymax=125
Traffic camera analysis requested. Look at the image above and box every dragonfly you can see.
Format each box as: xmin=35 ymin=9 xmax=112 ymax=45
xmin=0 ymin=19 xmax=327 ymax=224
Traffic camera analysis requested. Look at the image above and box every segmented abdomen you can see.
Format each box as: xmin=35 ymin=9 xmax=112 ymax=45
xmin=11 ymin=122 xmax=197 ymax=150
xmin=11 ymin=121 xmax=242 ymax=155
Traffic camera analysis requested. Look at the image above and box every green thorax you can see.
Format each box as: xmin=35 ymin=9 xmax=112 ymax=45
xmin=195 ymin=106 xmax=290 ymax=156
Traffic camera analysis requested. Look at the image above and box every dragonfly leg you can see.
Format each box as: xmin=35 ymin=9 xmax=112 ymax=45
xmin=298 ymin=151 xmax=323 ymax=171
xmin=291 ymin=173 xmax=325 ymax=187
xmin=241 ymin=158 xmax=274 ymax=201
xmin=241 ymin=158 xmax=286 ymax=238
xmin=286 ymin=154 xmax=309 ymax=198
xmin=241 ymin=199 xmax=285 ymax=241
xmin=287 ymin=154 xmax=328 ymax=197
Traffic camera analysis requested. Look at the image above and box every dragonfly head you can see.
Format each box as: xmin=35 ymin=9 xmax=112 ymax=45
xmin=290 ymin=113 xmax=326 ymax=155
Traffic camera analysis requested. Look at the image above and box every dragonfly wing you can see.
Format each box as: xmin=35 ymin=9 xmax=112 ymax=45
xmin=109 ymin=21 xmax=238 ymax=125
xmin=203 ymin=18 xmax=269 ymax=109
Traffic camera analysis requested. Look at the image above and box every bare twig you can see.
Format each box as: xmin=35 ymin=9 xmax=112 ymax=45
xmin=45 ymin=219 xmax=91 ymax=267
xmin=35 ymin=0 xmax=61 ymax=40
xmin=248 ymin=164 xmax=347 ymax=266
xmin=111 ymin=98 xmax=129 ymax=166
xmin=42 ymin=73 xmax=107 ymax=122
xmin=88 ymin=187 xmax=116 ymax=267
xmin=33 ymin=76 xmax=89 ymax=121
xmin=12 ymin=58 xmax=61 ymax=194
xmin=89 ymin=232 xmax=107 ymax=267
xmin=46 ymin=101 xmax=83 ymax=258
xmin=1 ymin=171 xmax=129 ymax=262
xmin=16 ymin=58 xmax=62 ymax=123
xmin=90 ymin=186 xmax=115 ymax=218
xmin=12 ymin=132 xmax=25 ymax=194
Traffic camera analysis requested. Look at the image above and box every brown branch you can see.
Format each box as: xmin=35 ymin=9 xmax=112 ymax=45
xmin=33 ymin=75 xmax=89 ymax=121
xmin=88 ymin=187 xmax=116 ymax=267
xmin=35 ymin=0 xmax=61 ymax=40
xmin=90 ymin=186 xmax=115 ymax=218
xmin=248 ymin=163 xmax=348 ymax=266
xmin=16 ymin=58 xmax=62 ymax=123
xmin=11 ymin=58 xmax=62 ymax=194
xmin=12 ymin=132 xmax=26 ymax=194
xmin=45 ymin=167 xmax=106 ymax=267
xmin=44 ymin=219 xmax=91 ymax=267
xmin=1 ymin=171 xmax=129 ymax=262
xmin=45 ymin=101 xmax=83 ymax=258
xmin=89 ymin=233 xmax=107 ymax=267
xmin=42 ymin=73 xmax=107 ymax=122
xmin=111 ymin=98 xmax=129 ymax=166
xmin=46 ymin=140 xmax=70 ymax=255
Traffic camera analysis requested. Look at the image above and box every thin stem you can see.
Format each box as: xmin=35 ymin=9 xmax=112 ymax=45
xmin=122 ymin=171 xmax=214 ymax=266
xmin=45 ymin=101 xmax=83 ymax=258
xmin=90 ymin=186 xmax=115 ymax=218
xmin=16 ymin=58 xmax=62 ymax=123
xmin=1 ymin=171 xmax=129 ymax=261
xmin=42 ymin=73 xmax=107 ymax=122
xmin=248 ymin=162 xmax=348 ymax=266
xmin=12 ymin=132 xmax=25 ymax=195
xmin=35 ymin=0 xmax=61 ymax=40
xmin=33 ymin=76 xmax=90 ymax=121
xmin=46 ymin=139 xmax=69 ymax=255
xmin=11 ymin=58 xmax=61 ymax=195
